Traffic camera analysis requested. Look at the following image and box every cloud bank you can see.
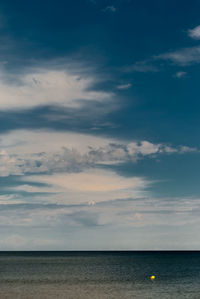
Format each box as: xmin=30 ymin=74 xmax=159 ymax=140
xmin=0 ymin=130 xmax=197 ymax=177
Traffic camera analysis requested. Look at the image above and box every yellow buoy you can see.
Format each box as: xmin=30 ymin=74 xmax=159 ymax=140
xmin=150 ymin=275 xmax=155 ymax=281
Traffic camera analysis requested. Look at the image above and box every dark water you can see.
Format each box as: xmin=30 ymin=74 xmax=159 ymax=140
xmin=0 ymin=251 xmax=199 ymax=298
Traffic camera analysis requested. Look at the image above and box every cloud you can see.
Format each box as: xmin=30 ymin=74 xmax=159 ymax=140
xmin=116 ymin=83 xmax=132 ymax=90
xmin=103 ymin=6 xmax=116 ymax=12
xmin=0 ymin=130 xmax=114 ymax=155
xmin=21 ymin=169 xmax=150 ymax=204
xmin=157 ymin=46 xmax=200 ymax=66
xmin=30 ymin=169 xmax=146 ymax=193
xmin=188 ymin=25 xmax=200 ymax=40
xmin=130 ymin=25 xmax=200 ymax=69
xmin=0 ymin=195 xmax=199 ymax=237
xmin=0 ymin=195 xmax=199 ymax=250
xmin=0 ymin=149 xmax=23 ymax=176
xmin=179 ymin=146 xmax=197 ymax=153
xmin=0 ymin=66 xmax=112 ymax=111
xmin=174 ymin=71 xmax=187 ymax=78
xmin=0 ymin=130 xmax=197 ymax=177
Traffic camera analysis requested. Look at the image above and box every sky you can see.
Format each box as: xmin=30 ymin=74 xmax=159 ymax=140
xmin=0 ymin=0 xmax=200 ymax=250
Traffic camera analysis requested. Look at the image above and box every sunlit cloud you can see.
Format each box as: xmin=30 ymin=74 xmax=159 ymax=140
xmin=0 ymin=130 xmax=197 ymax=177
xmin=0 ymin=67 xmax=112 ymax=110
xmin=19 ymin=169 xmax=150 ymax=204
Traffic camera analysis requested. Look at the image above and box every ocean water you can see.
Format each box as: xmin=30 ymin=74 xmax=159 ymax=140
xmin=0 ymin=251 xmax=199 ymax=298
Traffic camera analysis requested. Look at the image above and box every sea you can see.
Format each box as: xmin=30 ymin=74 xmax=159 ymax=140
xmin=0 ymin=251 xmax=199 ymax=298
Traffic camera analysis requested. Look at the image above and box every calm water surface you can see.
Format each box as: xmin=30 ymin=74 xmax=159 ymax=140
xmin=0 ymin=251 xmax=199 ymax=298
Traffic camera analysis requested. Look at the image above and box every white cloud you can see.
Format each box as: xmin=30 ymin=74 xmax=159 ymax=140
xmin=0 ymin=149 xmax=23 ymax=176
xmin=188 ymin=25 xmax=200 ymax=40
xmin=0 ymin=130 xmax=197 ymax=177
xmin=116 ymin=83 xmax=132 ymax=90
xmin=31 ymin=169 xmax=145 ymax=193
xmin=0 ymin=67 xmax=112 ymax=110
xmin=22 ymin=169 xmax=150 ymax=204
xmin=174 ymin=71 xmax=187 ymax=78
xmin=179 ymin=146 xmax=197 ymax=153
xmin=126 ymin=141 xmax=189 ymax=156
xmin=158 ymin=46 xmax=200 ymax=65
xmin=0 ymin=129 xmax=113 ymax=155
xmin=127 ymin=141 xmax=160 ymax=156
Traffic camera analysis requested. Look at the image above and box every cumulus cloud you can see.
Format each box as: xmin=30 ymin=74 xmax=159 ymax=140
xmin=0 ymin=130 xmax=197 ymax=177
xmin=188 ymin=25 xmax=200 ymax=40
xmin=0 ymin=149 xmax=23 ymax=176
xmin=0 ymin=67 xmax=112 ymax=111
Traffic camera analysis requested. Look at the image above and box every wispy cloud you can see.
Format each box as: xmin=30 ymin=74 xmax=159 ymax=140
xmin=188 ymin=25 xmax=200 ymax=40
xmin=174 ymin=71 xmax=187 ymax=78
xmin=103 ymin=6 xmax=117 ymax=12
xmin=0 ymin=195 xmax=199 ymax=249
xmin=116 ymin=83 xmax=132 ymax=90
xmin=127 ymin=25 xmax=200 ymax=70
xmin=157 ymin=46 xmax=200 ymax=66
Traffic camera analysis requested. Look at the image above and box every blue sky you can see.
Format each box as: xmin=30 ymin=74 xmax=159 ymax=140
xmin=0 ymin=0 xmax=200 ymax=249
